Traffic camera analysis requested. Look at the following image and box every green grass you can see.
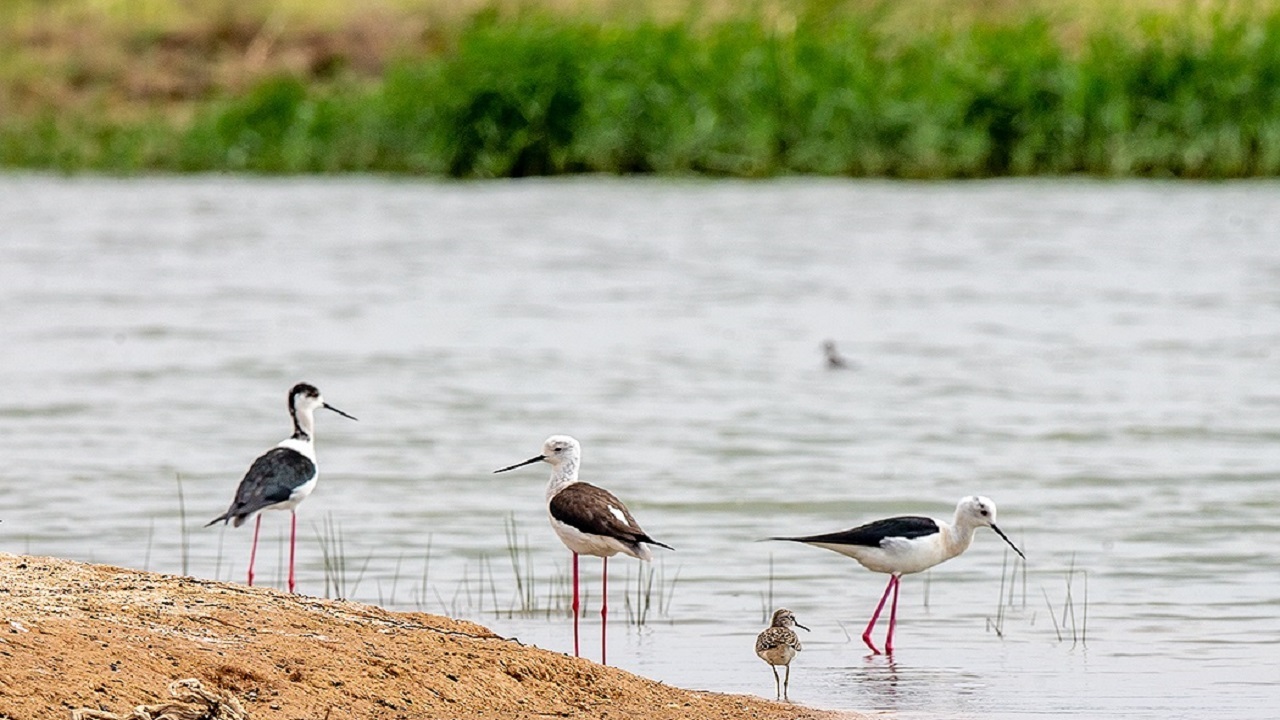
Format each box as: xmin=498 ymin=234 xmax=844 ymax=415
xmin=314 ymin=512 xmax=374 ymax=600
xmin=5 ymin=4 xmax=1280 ymax=177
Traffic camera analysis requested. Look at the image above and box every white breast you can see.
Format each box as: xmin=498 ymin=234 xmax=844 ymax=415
xmin=547 ymin=513 xmax=649 ymax=559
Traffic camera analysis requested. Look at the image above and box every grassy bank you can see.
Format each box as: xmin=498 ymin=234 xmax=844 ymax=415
xmin=3 ymin=1 xmax=1280 ymax=177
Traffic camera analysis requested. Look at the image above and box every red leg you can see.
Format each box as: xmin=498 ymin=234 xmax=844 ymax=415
xmin=601 ymin=556 xmax=608 ymax=666
xmin=885 ymin=575 xmax=902 ymax=654
xmin=571 ymin=552 xmax=580 ymax=658
xmin=862 ymin=574 xmax=896 ymax=654
xmin=247 ymin=515 xmax=262 ymax=587
xmin=288 ymin=510 xmax=297 ymax=594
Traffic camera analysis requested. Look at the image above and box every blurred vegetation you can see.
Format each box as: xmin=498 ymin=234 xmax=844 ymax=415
xmin=2 ymin=0 xmax=1280 ymax=177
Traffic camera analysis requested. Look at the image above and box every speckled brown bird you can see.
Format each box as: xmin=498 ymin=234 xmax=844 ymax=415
xmin=755 ymin=608 xmax=809 ymax=701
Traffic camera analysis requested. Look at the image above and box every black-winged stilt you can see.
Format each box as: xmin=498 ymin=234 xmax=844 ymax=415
xmin=771 ymin=495 xmax=1024 ymax=654
xmin=494 ymin=435 xmax=672 ymax=664
xmin=756 ymin=608 xmax=809 ymax=701
xmin=206 ymin=382 xmax=356 ymax=593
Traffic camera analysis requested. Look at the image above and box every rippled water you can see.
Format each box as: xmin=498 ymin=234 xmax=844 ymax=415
xmin=2 ymin=175 xmax=1278 ymax=718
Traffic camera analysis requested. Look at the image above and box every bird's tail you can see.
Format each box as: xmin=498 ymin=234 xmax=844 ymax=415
xmin=643 ymin=535 xmax=674 ymax=552
xmin=204 ymin=513 xmax=230 ymax=528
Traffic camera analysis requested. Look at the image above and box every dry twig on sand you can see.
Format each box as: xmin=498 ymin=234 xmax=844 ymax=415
xmin=71 ymin=679 xmax=247 ymax=720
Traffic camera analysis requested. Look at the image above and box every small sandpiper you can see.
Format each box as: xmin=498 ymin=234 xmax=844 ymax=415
xmin=755 ymin=608 xmax=809 ymax=701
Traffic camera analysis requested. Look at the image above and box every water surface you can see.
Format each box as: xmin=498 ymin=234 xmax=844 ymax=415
xmin=2 ymin=175 xmax=1278 ymax=718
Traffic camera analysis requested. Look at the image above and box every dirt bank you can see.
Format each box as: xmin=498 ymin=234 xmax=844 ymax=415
xmin=0 ymin=554 xmax=846 ymax=719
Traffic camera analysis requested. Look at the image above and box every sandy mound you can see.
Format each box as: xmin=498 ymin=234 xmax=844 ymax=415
xmin=0 ymin=554 xmax=845 ymax=719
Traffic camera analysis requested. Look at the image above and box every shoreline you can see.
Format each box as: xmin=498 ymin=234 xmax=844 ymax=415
xmin=0 ymin=553 xmax=849 ymax=719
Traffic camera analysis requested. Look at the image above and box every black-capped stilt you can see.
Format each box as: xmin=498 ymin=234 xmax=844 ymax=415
xmin=206 ymin=383 xmax=356 ymax=593
xmin=772 ymin=495 xmax=1024 ymax=654
xmin=495 ymin=435 xmax=672 ymax=664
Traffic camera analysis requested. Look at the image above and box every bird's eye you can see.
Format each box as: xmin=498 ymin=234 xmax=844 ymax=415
xmin=980 ymin=508 xmax=989 ymax=516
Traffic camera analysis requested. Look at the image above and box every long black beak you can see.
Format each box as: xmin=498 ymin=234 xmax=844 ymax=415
xmin=494 ymin=455 xmax=545 ymax=473
xmin=795 ymin=621 xmax=811 ymax=632
xmin=323 ymin=403 xmax=358 ymax=421
xmin=990 ymin=524 xmax=1025 ymax=560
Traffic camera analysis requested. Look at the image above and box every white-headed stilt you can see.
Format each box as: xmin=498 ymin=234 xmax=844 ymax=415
xmin=772 ymin=495 xmax=1023 ymax=654
xmin=495 ymin=435 xmax=672 ymax=664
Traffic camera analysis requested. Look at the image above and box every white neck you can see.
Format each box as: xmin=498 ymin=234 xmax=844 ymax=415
xmin=292 ymin=405 xmax=316 ymax=441
xmin=943 ymin=515 xmax=979 ymax=560
xmin=544 ymin=457 xmax=580 ymax=502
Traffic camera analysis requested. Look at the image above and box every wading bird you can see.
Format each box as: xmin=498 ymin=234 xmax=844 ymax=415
xmin=207 ymin=383 xmax=356 ymax=593
xmin=756 ymin=608 xmax=809 ymax=701
xmin=495 ymin=435 xmax=672 ymax=664
xmin=822 ymin=339 xmax=852 ymax=369
xmin=772 ymin=496 xmax=1023 ymax=654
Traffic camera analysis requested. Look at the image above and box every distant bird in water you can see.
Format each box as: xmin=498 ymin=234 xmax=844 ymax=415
xmin=207 ymin=383 xmax=357 ymax=593
xmin=756 ymin=608 xmax=809 ymax=701
xmin=771 ymin=496 xmax=1023 ymax=654
xmin=495 ymin=435 xmax=672 ymax=664
xmin=822 ymin=340 xmax=853 ymax=369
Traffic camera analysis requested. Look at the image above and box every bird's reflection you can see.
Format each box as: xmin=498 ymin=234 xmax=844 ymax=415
xmin=825 ymin=654 xmax=980 ymax=715
xmin=857 ymin=653 xmax=903 ymax=705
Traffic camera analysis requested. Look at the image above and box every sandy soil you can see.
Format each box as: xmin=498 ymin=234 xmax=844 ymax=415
xmin=0 ymin=554 xmax=848 ymax=720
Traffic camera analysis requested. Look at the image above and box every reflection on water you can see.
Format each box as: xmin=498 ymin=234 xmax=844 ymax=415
xmin=847 ymin=657 xmax=913 ymax=710
xmin=2 ymin=176 xmax=1280 ymax=718
xmin=881 ymin=664 xmax=996 ymax=718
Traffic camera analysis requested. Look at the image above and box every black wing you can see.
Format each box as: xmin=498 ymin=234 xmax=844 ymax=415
xmin=206 ymin=447 xmax=316 ymax=527
xmin=549 ymin=483 xmax=673 ymax=550
xmin=773 ymin=515 xmax=939 ymax=547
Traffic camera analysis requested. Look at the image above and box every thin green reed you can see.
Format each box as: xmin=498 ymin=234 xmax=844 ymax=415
xmin=504 ymin=514 xmax=538 ymax=613
xmin=314 ymin=512 xmax=373 ymax=600
xmin=175 ymin=473 xmax=189 ymax=576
